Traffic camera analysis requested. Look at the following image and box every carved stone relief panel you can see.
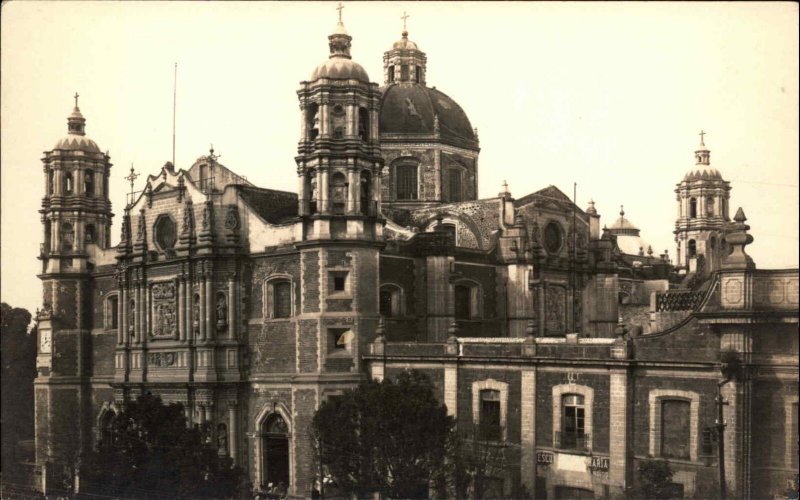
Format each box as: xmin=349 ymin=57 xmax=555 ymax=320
xmin=545 ymin=285 xmax=566 ymax=335
xmin=151 ymin=282 xmax=176 ymax=338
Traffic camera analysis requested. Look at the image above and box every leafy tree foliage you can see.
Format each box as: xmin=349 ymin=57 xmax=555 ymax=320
xmin=633 ymin=459 xmax=676 ymax=499
xmin=1 ymin=303 xmax=37 ymax=468
xmin=312 ymin=370 xmax=453 ymax=499
xmin=81 ymin=393 xmax=249 ymax=499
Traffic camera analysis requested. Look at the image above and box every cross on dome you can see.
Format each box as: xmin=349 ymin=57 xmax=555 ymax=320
xmin=699 ymin=129 xmax=706 ymax=146
xmin=74 ymin=92 xmax=80 ymax=109
xmin=336 ymin=2 xmax=344 ymax=22
xmin=401 ymin=11 xmax=410 ymax=33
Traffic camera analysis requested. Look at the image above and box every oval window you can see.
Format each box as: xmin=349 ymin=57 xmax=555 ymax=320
xmin=154 ymin=215 xmax=177 ymax=251
xmin=543 ymin=222 xmax=562 ymax=254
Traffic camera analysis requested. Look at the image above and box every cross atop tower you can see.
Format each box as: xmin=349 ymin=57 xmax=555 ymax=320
xmin=74 ymin=92 xmax=80 ymax=108
xmin=336 ymin=2 xmax=344 ymax=22
xmin=699 ymin=129 xmax=706 ymax=146
xmin=401 ymin=11 xmax=410 ymax=32
xmin=125 ymin=164 xmax=139 ymax=197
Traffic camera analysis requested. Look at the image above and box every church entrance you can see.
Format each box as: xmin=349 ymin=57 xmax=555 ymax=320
xmin=261 ymin=414 xmax=290 ymax=492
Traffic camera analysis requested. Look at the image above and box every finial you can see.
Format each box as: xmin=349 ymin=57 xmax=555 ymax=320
xmin=125 ymin=163 xmax=140 ymax=201
xmin=586 ymin=199 xmax=597 ymax=215
xmin=74 ymin=92 xmax=80 ymax=109
xmin=619 ymin=205 xmax=625 ymax=217
xmin=336 ymin=2 xmax=344 ymax=22
xmin=699 ymin=129 xmax=706 ymax=147
xmin=401 ymin=11 xmax=410 ymax=35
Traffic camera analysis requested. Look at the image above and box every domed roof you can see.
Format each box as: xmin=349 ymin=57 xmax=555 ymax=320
xmin=379 ymin=84 xmax=477 ymax=147
xmin=393 ymin=31 xmax=419 ymax=50
xmin=53 ymin=135 xmax=101 ymax=153
xmin=310 ymin=57 xmax=370 ymax=82
xmin=607 ymin=207 xmax=640 ymax=235
xmin=683 ymin=168 xmax=723 ymax=181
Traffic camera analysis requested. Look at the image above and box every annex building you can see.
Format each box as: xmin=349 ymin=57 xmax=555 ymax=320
xmin=33 ymin=15 xmax=798 ymax=500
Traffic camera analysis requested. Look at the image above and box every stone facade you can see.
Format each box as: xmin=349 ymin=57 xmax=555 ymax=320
xmin=33 ymin=20 xmax=797 ymax=500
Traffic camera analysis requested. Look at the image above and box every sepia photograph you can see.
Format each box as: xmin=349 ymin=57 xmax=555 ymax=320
xmin=1 ymin=2 xmax=798 ymax=499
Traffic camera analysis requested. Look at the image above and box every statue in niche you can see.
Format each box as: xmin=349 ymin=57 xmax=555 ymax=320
xmin=216 ymin=294 xmax=228 ymax=329
xmin=137 ymin=210 xmax=145 ymax=239
xmin=217 ymin=423 xmax=228 ymax=456
xmin=192 ymin=295 xmax=201 ymax=333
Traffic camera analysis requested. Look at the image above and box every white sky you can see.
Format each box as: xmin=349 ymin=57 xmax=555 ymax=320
xmin=2 ymin=1 xmax=798 ymax=314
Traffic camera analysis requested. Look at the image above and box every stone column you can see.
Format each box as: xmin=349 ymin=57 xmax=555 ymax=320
xmin=346 ymin=168 xmax=357 ymax=214
xmin=444 ymin=363 xmax=458 ymax=417
xmin=117 ymin=287 xmax=125 ymax=345
xmin=227 ymin=277 xmax=236 ymax=340
xmin=134 ymin=282 xmax=142 ymax=344
xmin=609 ymin=369 xmax=629 ymax=495
xmin=199 ymin=277 xmax=207 ymax=342
xmin=185 ymin=279 xmax=193 ymax=342
xmin=520 ymin=369 xmax=536 ymax=492
xmin=205 ymin=272 xmax=214 ymax=341
xmin=178 ymin=277 xmax=186 ymax=342
xmin=228 ymin=402 xmax=239 ymax=465
xmin=298 ymin=173 xmax=307 ymax=216
xmin=144 ymin=283 xmax=150 ymax=343
xmin=184 ymin=404 xmax=192 ymax=428
xmin=320 ymin=169 xmax=329 ymax=214
xmin=315 ymin=169 xmax=324 ymax=211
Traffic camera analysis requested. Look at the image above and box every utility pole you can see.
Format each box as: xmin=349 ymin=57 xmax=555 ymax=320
xmin=716 ymin=377 xmax=731 ymax=500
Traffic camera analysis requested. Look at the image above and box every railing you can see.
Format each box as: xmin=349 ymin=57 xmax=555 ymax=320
xmin=655 ymin=290 xmax=705 ymax=312
xmin=554 ymin=431 xmax=590 ymax=452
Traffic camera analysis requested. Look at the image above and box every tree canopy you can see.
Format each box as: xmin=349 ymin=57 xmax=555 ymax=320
xmin=81 ymin=393 xmax=249 ymax=499
xmin=312 ymin=370 xmax=453 ymax=499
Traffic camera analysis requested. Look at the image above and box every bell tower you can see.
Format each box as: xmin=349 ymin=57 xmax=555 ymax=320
xmin=35 ymin=94 xmax=113 ymax=476
xmin=674 ymin=131 xmax=731 ymax=274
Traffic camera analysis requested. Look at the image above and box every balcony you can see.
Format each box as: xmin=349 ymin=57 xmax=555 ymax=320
xmin=555 ymin=431 xmax=590 ymax=452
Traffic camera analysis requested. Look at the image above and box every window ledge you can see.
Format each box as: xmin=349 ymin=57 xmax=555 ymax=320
xmin=327 ymin=293 xmax=353 ymax=300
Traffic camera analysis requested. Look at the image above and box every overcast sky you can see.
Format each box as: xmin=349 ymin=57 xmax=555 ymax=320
xmin=2 ymin=1 xmax=798 ymax=314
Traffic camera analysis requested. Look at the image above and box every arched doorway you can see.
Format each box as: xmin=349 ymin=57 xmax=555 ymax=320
xmin=262 ymin=413 xmax=290 ymax=491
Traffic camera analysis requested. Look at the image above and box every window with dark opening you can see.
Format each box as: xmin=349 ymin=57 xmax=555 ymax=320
xmin=65 ymin=172 xmax=74 ymax=194
xmin=401 ymin=65 xmax=409 ymax=81
xmin=272 ymin=281 xmax=292 ymax=319
xmin=334 ymin=276 xmax=346 ymax=291
xmin=414 ymin=66 xmax=421 ymax=83
xmin=396 ymin=164 xmax=418 ymax=200
xmin=660 ymin=399 xmax=691 ymax=459
xmin=307 ymin=103 xmax=319 ymax=141
xmin=61 ymin=222 xmax=74 ymax=251
xmin=388 ymin=66 xmax=395 ymax=83
xmin=688 ymin=239 xmax=697 ymax=258
xmin=561 ymin=394 xmax=586 ymax=450
xmin=331 ymin=328 xmax=352 ymax=351
xmin=360 ymin=170 xmax=371 ymax=215
xmin=358 ymin=107 xmax=369 ymax=142
xmin=331 ymin=172 xmax=347 ymax=215
xmin=455 ymin=284 xmax=472 ymax=320
xmin=447 ymin=169 xmax=463 ymax=202
xmin=48 ymin=171 xmax=54 ymax=195
xmin=479 ymin=389 xmax=502 ymax=441
xmin=84 ymin=170 xmax=94 ymax=197
xmin=689 ymin=198 xmax=697 ymax=218
xmin=85 ymin=224 xmax=96 ymax=244
xmin=706 ymin=196 xmax=714 ymax=216
xmin=107 ymin=295 xmax=118 ymax=330
xmin=380 ymin=289 xmax=393 ymax=317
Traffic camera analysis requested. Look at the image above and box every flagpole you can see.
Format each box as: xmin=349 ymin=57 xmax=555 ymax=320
xmin=172 ymin=62 xmax=177 ymax=168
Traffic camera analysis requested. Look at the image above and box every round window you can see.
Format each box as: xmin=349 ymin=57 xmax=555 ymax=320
xmin=543 ymin=222 xmax=562 ymax=254
xmin=154 ymin=215 xmax=177 ymax=251
xmin=332 ymin=104 xmax=345 ymax=116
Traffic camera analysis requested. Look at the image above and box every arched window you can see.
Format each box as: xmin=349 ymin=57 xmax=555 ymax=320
xmin=560 ymin=394 xmax=586 ymax=450
xmin=216 ymin=292 xmax=228 ymax=328
xmin=360 ymin=170 xmax=371 ymax=215
xmin=266 ymin=279 xmax=293 ymax=319
xmin=688 ymin=239 xmax=697 ymax=258
xmin=706 ymin=196 xmax=714 ymax=216
xmin=106 ymin=294 xmax=119 ymax=330
xmin=199 ymin=164 xmax=208 ymax=192
xmin=61 ymin=222 xmax=74 ymax=251
xmin=358 ymin=107 xmax=370 ymax=141
xmin=262 ymin=414 xmax=290 ymax=491
xmin=307 ymin=170 xmax=318 ymax=214
xmin=65 ymin=171 xmax=74 ymax=194
xmin=330 ymin=172 xmax=347 ymax=214
xmin=217 ymin=423 xmax=229 ymax=456
xmin=396 ymin=164 xmax=418 ymax=200
xmin=388 ymin=65 xmax=395 ymax=83
xmin=98 ymin=409 xmax=116 ymax=450
xmin=85 ymin=224 xmax=96 ymax=244
xmin=401 ymin=65 xmax=409 ymax=81
xmin=689 ymin=198 xmax=697 ymax=218
xmin=84 ymin=170 xmax=94 ymax=197
xmin=437 ymin=222 xmax=457 ymax=245
xmin=479 ymin=389 xmax=502 ymax=441
xmin=414 ymin=66 xmax=421 ymax=83
xmin=447 ymin=169 xmax=463 ymax=203
xmin=307 ymin=102 xmax=319 ymax=141
xmin=379 ymin=284 xmax=403 ymax=317
xmin=48 ymin=171 xmax=54 ymax=195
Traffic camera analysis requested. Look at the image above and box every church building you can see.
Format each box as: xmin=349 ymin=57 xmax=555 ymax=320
xmin=33 ymin=12 xmax=798 ymax=500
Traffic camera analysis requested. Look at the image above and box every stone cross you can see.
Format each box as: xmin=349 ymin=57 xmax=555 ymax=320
xmin=699 ymin=129 xmax=706 ymax=145
xmin=401 ymin=11 xmax=409 ymax=31
xmin=74 ymin=92 xmax=79 ymax=108
xmin=336 ymin=2 xmax=344 ymax=22
xmin=125 ymin=164 xmax=139 ymax=197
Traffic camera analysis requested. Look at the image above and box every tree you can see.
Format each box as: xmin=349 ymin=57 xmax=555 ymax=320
xmin=81 ymin=393 xmax=249 ymax=499
xmin=312 ymin=370 xmax=453 ymax=499
xmin=1 ymin=303 xmax=37 ymax=473
xmin=633 ymin=459 xmax=676 ymax=499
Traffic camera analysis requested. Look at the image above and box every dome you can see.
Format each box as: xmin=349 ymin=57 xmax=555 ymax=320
xmin=683 ymin=168 xmax=723 ymax=181
xmin=379 ymin=84 xmax=477 ymax=147
xmin=53 ymin=135 xmax=101 ymax=153
xmin=310 ymin=57 xmax=370 ymax=82
xmin=393 ymin=31 xmax=419 ymax=50
xmin=615 ymin=234 xmax=650 ymax=256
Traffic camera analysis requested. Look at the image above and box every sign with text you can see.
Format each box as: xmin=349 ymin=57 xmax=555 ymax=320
xmin=588 ymin=456 xmax=609 ymax=471
xmin=536 ymin=451 xmax=554 ymax=465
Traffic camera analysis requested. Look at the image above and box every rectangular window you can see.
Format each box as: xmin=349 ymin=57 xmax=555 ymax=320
xmin=561 ymin=394 xmax=586 ymax=450
xmin=107 ymin=296 xmax=119 ymax=329
xmin=479 ymin=389 xmax=501 ymax=441
xmin=401 ymin=65 xmax=409 ymax=81
xmin=273 ymin=281 xmax=292 ymax=319
xmin=329 ymin=271 xmax=349 ymax=295
xmin=661 ymin=399 xmax=691 ymax=459
xmin=396 ymin=165 xmax=418 ymax=200
xmin=334 ymin=276 xmax=346 ymax=291
xmin=455 ymin=285 xmax=471 ymax=320
xmin=330 ymin=328 xmax=352 ymax=351
xmin=447 ymin=169 xmax=463 ymax=203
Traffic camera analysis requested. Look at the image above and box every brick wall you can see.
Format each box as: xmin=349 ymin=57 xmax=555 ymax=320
xmin=457 ymin=368 xmax=522 ymax=443
xmin=250 ymin=254 xmax=301 ymax=319
xmin=91 ymin=332 xmax=116 ymax=377
xmin=251 ymin=320 xmax=296 ymax=374
xmin=302 ymin=251 xmax=320 ymax=313
xmin=292 ymin=389 xmax=318 ymax=497
xmin=297 ymin=320 xmax=318 ymax=373
xmin=379 ymin=256 xmax=416 ymax=315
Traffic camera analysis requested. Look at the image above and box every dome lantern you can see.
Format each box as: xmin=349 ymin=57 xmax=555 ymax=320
xmin=383 ymin=11 xmax=427 ymax=85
